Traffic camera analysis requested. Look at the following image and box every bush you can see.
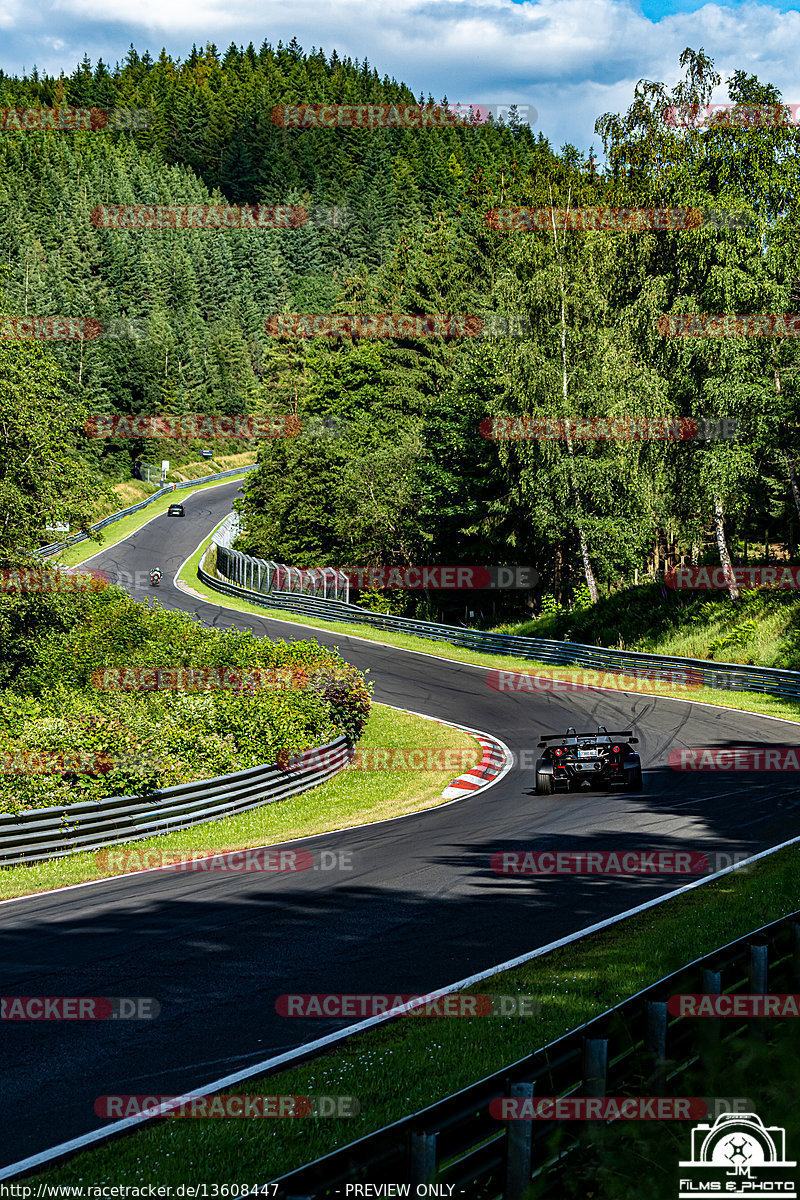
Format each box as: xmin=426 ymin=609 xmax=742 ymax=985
xmin=0 ymin=585 xmax=372 ymax=814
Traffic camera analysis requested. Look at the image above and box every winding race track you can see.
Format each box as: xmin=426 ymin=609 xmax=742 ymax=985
xmin=3 ymin=479 xmax=800 ymax=1169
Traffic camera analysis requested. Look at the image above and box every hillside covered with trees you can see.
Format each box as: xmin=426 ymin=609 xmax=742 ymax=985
xmin=3 ymin=42 xmax=800 ymax=621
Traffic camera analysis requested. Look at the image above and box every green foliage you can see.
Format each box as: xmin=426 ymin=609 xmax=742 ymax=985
xmin=0 ymin=585 xmax=371 ymax=813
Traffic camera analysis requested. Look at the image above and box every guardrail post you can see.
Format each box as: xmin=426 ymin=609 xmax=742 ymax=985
xmin=505 ymin=1081 xmax=534 ymax=1200
xmin=701 ymin=968 xmax=721 ymax=1052
xmin=749 ymin=942 xmax=768 ymax=1041
xmin=645 ymin=1001 xmax=668 ymax=1093
xmin=792 ymin=924 xmax=800 ymax=988
xmin=583 ymin=1038 xmax=608 ymax=1097
xmin=409 ymin=1131 xmax=437 ymax=1184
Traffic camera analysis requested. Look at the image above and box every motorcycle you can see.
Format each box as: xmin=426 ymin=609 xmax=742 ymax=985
xmin=149 ymin=570 xmax=162 ymax=587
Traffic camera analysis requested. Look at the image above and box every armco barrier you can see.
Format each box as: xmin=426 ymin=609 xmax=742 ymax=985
xmin=0 ymin=736 xmax=350 ymax=867
xmin=38 ymin=465 xmax=256 ymax=558
xmin=204 ymin=545 xmax=800 ymax=704
xmin=269 ymin=911 xmax=800 ymax=1197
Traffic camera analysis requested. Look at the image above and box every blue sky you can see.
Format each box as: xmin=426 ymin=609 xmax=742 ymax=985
xmin=3 ymin=0 xmax=800 ymax=152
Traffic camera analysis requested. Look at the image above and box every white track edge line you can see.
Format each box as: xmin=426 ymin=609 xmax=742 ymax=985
xmin=5 ymin=829 xmax=800 ymax=1180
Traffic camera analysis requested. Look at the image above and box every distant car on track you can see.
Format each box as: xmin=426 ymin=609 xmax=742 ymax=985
xmin=167 ymin=503 xmax=185 ymax=517
xmin=535 ymin=726 xmax=642 ymax=795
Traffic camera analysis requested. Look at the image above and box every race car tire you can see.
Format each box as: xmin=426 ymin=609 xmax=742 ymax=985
xmin=628 ymin=764 xmax=643 ymax=792
xmin=535 ymin=771 xmax=554 ymax=795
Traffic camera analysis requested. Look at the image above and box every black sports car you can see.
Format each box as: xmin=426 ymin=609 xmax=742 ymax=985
xmin=534 ymin=726 xmax=642 ymax=794
xmin=167 ymin=503 xmax=185 ymax=517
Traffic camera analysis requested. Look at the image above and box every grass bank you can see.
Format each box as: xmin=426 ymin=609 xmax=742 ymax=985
xmin=495 ymin=582 xmax=800 ymax=670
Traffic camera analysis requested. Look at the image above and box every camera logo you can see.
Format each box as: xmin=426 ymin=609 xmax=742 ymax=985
xmin=679 ymin=1111 xmax=796 ymax=1197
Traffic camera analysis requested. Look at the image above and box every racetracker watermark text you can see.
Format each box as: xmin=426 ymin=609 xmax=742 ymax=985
xmin=341 ymin=566 xmax=538 ymax=589
xmin=272 ymin=103 xmax=475 ymax=127
xmin=264 ymin=314 xmax=528 ymax=338
xmin=666 ymin=565 xmax=800 ymax=589
xmin=276 ymin=993 xmax=538 ymax=1017
xmin=490 ymin=1097 xmax=706 ymax=1120
xmin=490 ymin=851 xmax=747 ymax=874
xmin=479 ymin=417 xmax=737 ymax=441
xmin=93 ymin=848 xmax=353 ymax=874
xmin=659 ymin=314 xmax=800 ymax=337
xmin=486 ymin=208 xmax=748 ymax=233
xmin=670 ymin=747 xmax=800 ymax=770
xmin=94 ymin=1094 xmax=359 ymax=1118
xmin=84 ymin=414 xmax=301 ymax=439
xmin=0 ymin=107 xmax=149 ymax=131
xmin=487 ymin=668 xmax=702 ymax=693
xmin=1 ymin=997 xmax=159 ymax=1019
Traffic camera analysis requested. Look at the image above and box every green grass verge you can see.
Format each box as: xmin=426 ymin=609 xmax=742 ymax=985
xmin=32 ymin=832 xmax=800 ymax=1185
xmin=0 ymin=704 xmax=478 ymax=901
xmin=495 ymin=582 xmax=800 ymax=671
xmin=182 ymin=536 xmax=800 ymax=729
xmin=52 ymin=470 xmax=256 ymax=569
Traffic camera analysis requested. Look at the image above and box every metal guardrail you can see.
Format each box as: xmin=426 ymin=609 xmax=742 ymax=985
xmin=270 ymin=910 xmax=800 ymax=1198
xmin=214 ymin=542 xmax=350 ymax=603
xmin=38 ymin=465 xmax=257 ymax=558
xmin=203 ymin=550 xmax=800 ymax=704
xmin=0 ymin=736 xmax=350 ymax=867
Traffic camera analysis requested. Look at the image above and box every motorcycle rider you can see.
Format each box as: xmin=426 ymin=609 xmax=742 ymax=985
xmin=149 ymin=567 xmax=162 ymax=586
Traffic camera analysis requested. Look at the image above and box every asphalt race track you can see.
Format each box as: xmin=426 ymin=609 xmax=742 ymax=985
xmin=3 ymin=478 xmax=800 ymax=1169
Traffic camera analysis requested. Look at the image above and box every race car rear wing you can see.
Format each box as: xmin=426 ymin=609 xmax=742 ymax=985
xmin=537 ymin=730 xmax=638 ymax=747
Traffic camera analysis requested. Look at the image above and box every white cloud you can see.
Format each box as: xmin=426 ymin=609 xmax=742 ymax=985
xmin=7 ymin=0 xmax=800 ymax=149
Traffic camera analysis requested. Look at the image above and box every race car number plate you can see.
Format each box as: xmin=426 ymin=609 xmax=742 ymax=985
xmin=576 ymin=749 xmax=595 ymax=758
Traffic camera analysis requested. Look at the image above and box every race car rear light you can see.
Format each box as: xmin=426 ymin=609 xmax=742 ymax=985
xmin=612 ymin=745 xmax=620 ymax=754
xmin=555 ymin=748 xmax=563 ymax=756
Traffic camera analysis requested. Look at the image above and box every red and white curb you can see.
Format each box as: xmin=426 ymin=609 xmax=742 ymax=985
xmin=441 ymin=734 xmax=507 ymax=798
xmin=382 ymin=703 xmax=512 ymax=799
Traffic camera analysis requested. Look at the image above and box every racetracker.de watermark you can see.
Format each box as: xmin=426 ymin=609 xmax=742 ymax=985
xmin=275 ymin=993 xmax=538 ymax=1017
xmin=0 ymin=750 xmax=168 ymax=775
xmin=659 ymin=314 xmax=800 ymax=337
xmin=670 ymin=747 xmax=800 ymax=771
xmin=264 ymin=313 xmax=529 ymax=338
xmin=91 ymin=204 xmax=352 ymax=230
xmin=491 ymin=1097 xmax=706 ymax=1121
xmin=0 ymin=317 xmax=150 ymax=341
xmin=664 ymin=103 xmax=800 ymax=128
xmin=84 ymin=414 xmax=301 ymax=439
xmin=272 ymin=103 xmax=487 ymax=128
xmin=0 ymin=568 xmax=110 ymax=593
xmin=670 ymin=993 xmax=800 ymax=1017
xmin=496 ymin=848 xmax=752 ymax=875
xmin=490 ymin=850 xmax=747 ymax=875
xmin=0 ymin=107 xmax=149 ymax=132
xmin=487 ymin=667 xmax=703 ymax=693
xmin=479 ymin=417 xmax=738 ymax=441
xmin=486 ymin=207 xmax=705 ymax=232
xmin=341 ymin=566 xmax=537 ymax=589
xmin=89 ymin=666 xmax=343 ymax=691
xmin=93 ymin=847 xmax=353 ymax=874
xmin=94 ymin=1094 xmax=359 ymax=1118
xmin=666 ymin=565 xmax=800 ymax=589
xmin=1 ymin=997 xmax=159 ymax=1019
xmin=287 ymin=747 xmax=480 ymax=773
